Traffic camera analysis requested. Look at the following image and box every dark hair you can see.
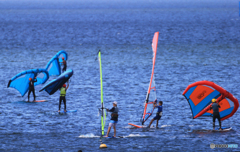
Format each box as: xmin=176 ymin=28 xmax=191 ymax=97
xmin=159 ymin=101 xmax=163 ymax=105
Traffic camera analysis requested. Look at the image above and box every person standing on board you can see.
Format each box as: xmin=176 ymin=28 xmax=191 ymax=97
xmin=58 ymin=83 xmax=69 ymax=112
xmin=60 ymin=57 xmax=67 ymax=73
xmin=27 ymin=77 xmax=37 ymax=102
xmin=104 ymin=101 xmax=119 ymax=137
xmin=148 ymin=101 xmax=163 ymax=128
xmin=210 ymin=98 xmax=222 ymax=130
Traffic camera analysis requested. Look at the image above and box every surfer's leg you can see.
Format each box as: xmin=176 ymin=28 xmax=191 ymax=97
xmin=59 ymin=97 xmax=62 ymax=111
xmin=63 ymin=97 xmax=66 ymax=112
xmin=148 ymin=119 xmax=154 ymax=128
xmin=217 ymin=113 xmax=222 ymax=130
xmin=62 ymin=66 xmax=66 ymax=73
xmin=105 ymin=126 xmax=111 ymax=137
xmin=105 ymin=123 xmax=112 ymax=137
xmin=33 ymin=89 xmax=36 ymax=101
xmin=27 ymin=90 xmax=31 ymax=102
xmin=156 ymin=116 xmax=161 ymax=128
xmin=213 ymin=113 xmax=216 ymax=130
xmin=113 ymin=124 xmax=116 ymax=137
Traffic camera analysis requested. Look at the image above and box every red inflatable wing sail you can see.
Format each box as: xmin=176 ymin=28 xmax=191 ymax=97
xmin=182 ymin=80 xmax=239 ymax=121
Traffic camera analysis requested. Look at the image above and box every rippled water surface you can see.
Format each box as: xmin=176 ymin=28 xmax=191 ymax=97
xmin=0 ymin=0 xmax=240 ymax=151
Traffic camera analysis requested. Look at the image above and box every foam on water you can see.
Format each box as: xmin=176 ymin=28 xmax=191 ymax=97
xmin=78 ymin=133 xmax=100 ymax=138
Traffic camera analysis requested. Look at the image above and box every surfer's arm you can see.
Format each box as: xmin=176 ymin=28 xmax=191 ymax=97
xmin=210 ymin=106 xmax=212 ymax=110
xmin=66 ymin=83 xmax=69 ymax=90
xmin=153 ymin=103 xmax=157 ymax=108
xmin=108 ymin=107 xmax=115 ymax=112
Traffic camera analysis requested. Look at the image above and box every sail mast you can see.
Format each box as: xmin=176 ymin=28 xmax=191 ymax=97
xmin=98 ymin=51 xmax=107 ymax=148
xmin=142 ymin=32 xmax=159 ymax=125
xmin=98 ymin=51 xmax=105 ymax=136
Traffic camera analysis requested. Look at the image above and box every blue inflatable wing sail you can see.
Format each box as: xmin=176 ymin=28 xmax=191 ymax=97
xmin=40 ymin=69 xmax=73 ymax=95
xmin=8 ymin=69 xmax=49 ymax=97
xmin=45 ymin=50 xmax=68 ymax=76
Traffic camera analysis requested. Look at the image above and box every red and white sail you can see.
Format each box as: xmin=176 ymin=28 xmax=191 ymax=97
xmin=141 ymin=32 xmax=159 ymax=125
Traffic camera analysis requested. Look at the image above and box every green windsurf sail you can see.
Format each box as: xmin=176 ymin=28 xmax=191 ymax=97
xmin=98 ymin=51 xmax=106 ymax=136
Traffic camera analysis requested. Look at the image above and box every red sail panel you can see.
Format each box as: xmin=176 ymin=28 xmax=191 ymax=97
xmin=142 ymin=32 xmax=159 ymax=124
xmin=189 ymin=85 xmax=215 ymax=106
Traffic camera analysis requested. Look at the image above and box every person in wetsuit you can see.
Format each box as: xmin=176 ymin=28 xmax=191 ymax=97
xmin=148 ymin=101 xmax=163 ymax=128
xmin=210 ymin=98 xmax=222 ymax=130
xmin=58 ymin=83 xmax=69 ymax=112
xmin=28 ymin=77 xmax=37 ymax=102
xmin=61 ymin=57 xmax=67 ymax=72
xmin=104 ymin=101 xmax=119 ymax=137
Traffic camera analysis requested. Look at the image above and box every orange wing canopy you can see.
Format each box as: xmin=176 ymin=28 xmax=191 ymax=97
xmin=183 ymin=81 xmax=239 ymax=121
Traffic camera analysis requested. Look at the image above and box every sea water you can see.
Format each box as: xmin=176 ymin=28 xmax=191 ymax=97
xmin=0 ymin=0 xmax=239 ymax=151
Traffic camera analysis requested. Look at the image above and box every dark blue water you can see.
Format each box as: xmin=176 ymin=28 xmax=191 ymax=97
xmin=1 ymin=0 xmax=240 ymax=151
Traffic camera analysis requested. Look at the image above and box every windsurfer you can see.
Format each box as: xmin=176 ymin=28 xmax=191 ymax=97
xmin=210 ymin=98 xmax=222 ymax=130
xmin=148 ymin=101 xmax=162 ymax=128
xmin=104 ymin=101 xmax=119 ymax=137
xmin=58 ymin=83 xmax=69 ymax=112
xmin=28 ymin=77 xmax=37 ymax=102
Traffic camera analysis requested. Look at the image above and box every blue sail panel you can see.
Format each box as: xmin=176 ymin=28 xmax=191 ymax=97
xmin=9 ymin=73 xmax=34 ymax=96
xmin=45 ymin=50 xmax=68 ymax=76
xmin=8 ymin=69 xmax=49 ymax=97
xmin=46 ymin=58 xmax=61 ymax=76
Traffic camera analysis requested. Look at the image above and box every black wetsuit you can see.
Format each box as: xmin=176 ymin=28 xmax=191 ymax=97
xmin=62 ymin=60 xmax=67 ymax=72
xmin=28 ymin=79 xmax=37 ymax=101
xmin=210 ymin=103 xmax=221 ymax=128
xmin=59 ymin=87 xmax=67 ymax=111
xmin=109 ymin=107 xmax=119 ymax=121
